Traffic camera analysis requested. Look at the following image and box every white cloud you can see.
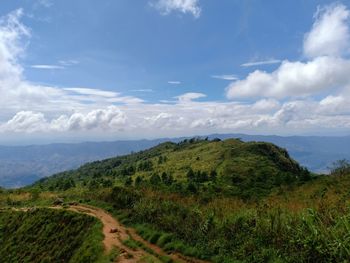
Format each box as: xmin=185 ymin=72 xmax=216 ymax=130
xmin=131 ymin=89 xmax=154 ymax=92
xmin=59 ymin=60 xmax=79 ymax=66
xmin=304 ymin=4 xmax=350 ymax=58
xmin=51 ymin=106 xmax=127 ymax=131
xmin=31 ymin=59 xmax=79 ymax=69
xmin=1 ymin=111 xmax=47 ymax=133
xmin=151 ymin=0 xmax=201 ymax=18
xmin=227 ymin=56 xmax=350 ymax=99
xmin=168 ymin=81 xmax=181 ymax=85
xmin=241 ymin=59 xmax=281 ymax=67
xmin=211 ymin=74 xmax=238 ymax=80
xmin=175 ymin=92 xmax=206 ymax=103
xmin=252 ymin=99 xmax=280 ymax=112
xmin=64 ymin=88 xmax=120 ymax=98
xmin=36 ymin=0 xmax=53 ymax=8
xmin=227 ymin=3 xmax=350 ymax=100
xmin=31 ymin=64 xmax=64 ymax=69
xmin=1 ymin=106 xmax=127 ymax=133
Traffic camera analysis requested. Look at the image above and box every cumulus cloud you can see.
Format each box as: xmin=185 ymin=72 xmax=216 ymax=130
xmin=1 ymin=106 xmax=127 ymax=133
xmin=227 ymin=3 xmax=350 ymax=100
xmin=1 ymin=111 xmax=47 ymax=133
xmin=151 ymin=0 xmax=201 ymax=18
xmin=227 ymin=56 xmax=350 ymax=99
xmin=304 ymin=4 xmax=350 ymax=58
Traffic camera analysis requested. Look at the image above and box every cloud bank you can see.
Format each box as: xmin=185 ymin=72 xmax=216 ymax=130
xmin=1 ymin=4 xmax=350 ymax=140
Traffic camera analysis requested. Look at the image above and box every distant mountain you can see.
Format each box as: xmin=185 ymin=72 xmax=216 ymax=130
xmin=1 ymin=134 xmax=350 ymax=188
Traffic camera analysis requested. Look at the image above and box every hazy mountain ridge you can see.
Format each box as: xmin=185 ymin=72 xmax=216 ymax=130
xmin=1 ymin=134 xmax=349 ymax=188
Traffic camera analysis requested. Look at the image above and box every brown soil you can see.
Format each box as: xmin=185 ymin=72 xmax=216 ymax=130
xmin=68 ymin=205 xmax=210 ymax=263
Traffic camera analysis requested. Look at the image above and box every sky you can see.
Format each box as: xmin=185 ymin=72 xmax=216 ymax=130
xmin=1 ymin=0 xmax=350 ymax=144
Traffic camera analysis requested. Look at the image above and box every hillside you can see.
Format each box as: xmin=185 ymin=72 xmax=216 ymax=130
xmin=34 ymin=138 xmax=310 ymax=199
xmin=0 ymin=208 xmax=104 ymax=263
xmin=4 ymin=139 xmax=350 ymax=262
xmin=1 ymin=134 xmax=349 ymax=188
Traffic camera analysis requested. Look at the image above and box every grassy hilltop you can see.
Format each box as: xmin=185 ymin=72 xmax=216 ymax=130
xmin=34 ymin=138 xmax=310 ymax=199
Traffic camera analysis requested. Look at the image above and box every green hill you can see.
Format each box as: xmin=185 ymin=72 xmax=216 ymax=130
xmin=5 ymin=138 xmax=350 ymax=262
xmin=34 ymin=138 xmax=310 ymax=199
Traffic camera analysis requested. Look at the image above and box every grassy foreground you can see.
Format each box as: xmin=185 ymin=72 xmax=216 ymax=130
xmin=0 ymin=208 xmax=106 ymax=263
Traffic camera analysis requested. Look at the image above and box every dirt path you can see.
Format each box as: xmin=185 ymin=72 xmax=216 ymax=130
xmin=12 ymin=205 xmax=209 ymax=263
xmin=67 ymin=205 xmax=210 ymax=263
xmin=67 ymin=205 xmax=148 ymax=262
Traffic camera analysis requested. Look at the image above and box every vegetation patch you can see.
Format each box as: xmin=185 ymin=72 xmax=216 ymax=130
xmin=0 ymin=208 xmax=104 ymax=263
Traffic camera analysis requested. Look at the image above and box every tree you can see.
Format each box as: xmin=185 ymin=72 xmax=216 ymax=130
xmin=138 ymin=161 xmax=153 ymax=171
xmin=187 ymin=168 xmax=195 ymax=181
xmin=30 ymin=188 xmax=40 ymax=201
xmin=187 ymin=182 xmax=197 ymax=193
xmin=88 ymin=179 xmax=99 ymax=190
xmin=135 ymin=176 xmax=143 ymax=187
xmin=161 ymin=172 xmax=174 ymax=186
xmin=210 ymin=170 xmax=217 ymax=181
xmin=102 ymin=179 xmax=113 ymax=187
xmin=124 ymin=177 xmax=133 ymax=186
xmin=198 ymin=171 xmax=209 ymax=182
xmin=150 ymin=174 xmax=161 ymax=185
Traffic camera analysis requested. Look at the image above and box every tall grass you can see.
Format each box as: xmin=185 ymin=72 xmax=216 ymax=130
xmin=108 ymin=175 xmax=350 ymax=262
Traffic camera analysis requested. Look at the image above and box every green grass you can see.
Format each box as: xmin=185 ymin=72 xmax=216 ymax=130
xmin=122 ymin=233 xmax=173 ymax=263
xmin=122 ymin=237 xmax=140 ymax=250
xmin=0 ymin=208 xmax=105 ymax=263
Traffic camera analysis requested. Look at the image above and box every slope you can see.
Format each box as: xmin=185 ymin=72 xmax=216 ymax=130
xmin=34 ymin=138 xmax=310 ymax=199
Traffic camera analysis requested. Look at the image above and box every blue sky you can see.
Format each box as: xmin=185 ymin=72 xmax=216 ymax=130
xmin=1 ymin=0 xmax=350 ymax=144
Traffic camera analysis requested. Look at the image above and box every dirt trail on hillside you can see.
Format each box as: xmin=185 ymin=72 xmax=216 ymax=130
xmin=67 ymin=205 xmax=209 ymax=263
xmin=12 ymin=205 xmax=209 ymax=263
xmin=67 ymin=205 xmax=147 ymax=262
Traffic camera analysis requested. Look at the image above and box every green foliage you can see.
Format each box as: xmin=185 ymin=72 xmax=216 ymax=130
xmin=97 ymin=171 xmax=350 ymax=262
xmin=0 ymin=208 xmax=104 ymax=263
